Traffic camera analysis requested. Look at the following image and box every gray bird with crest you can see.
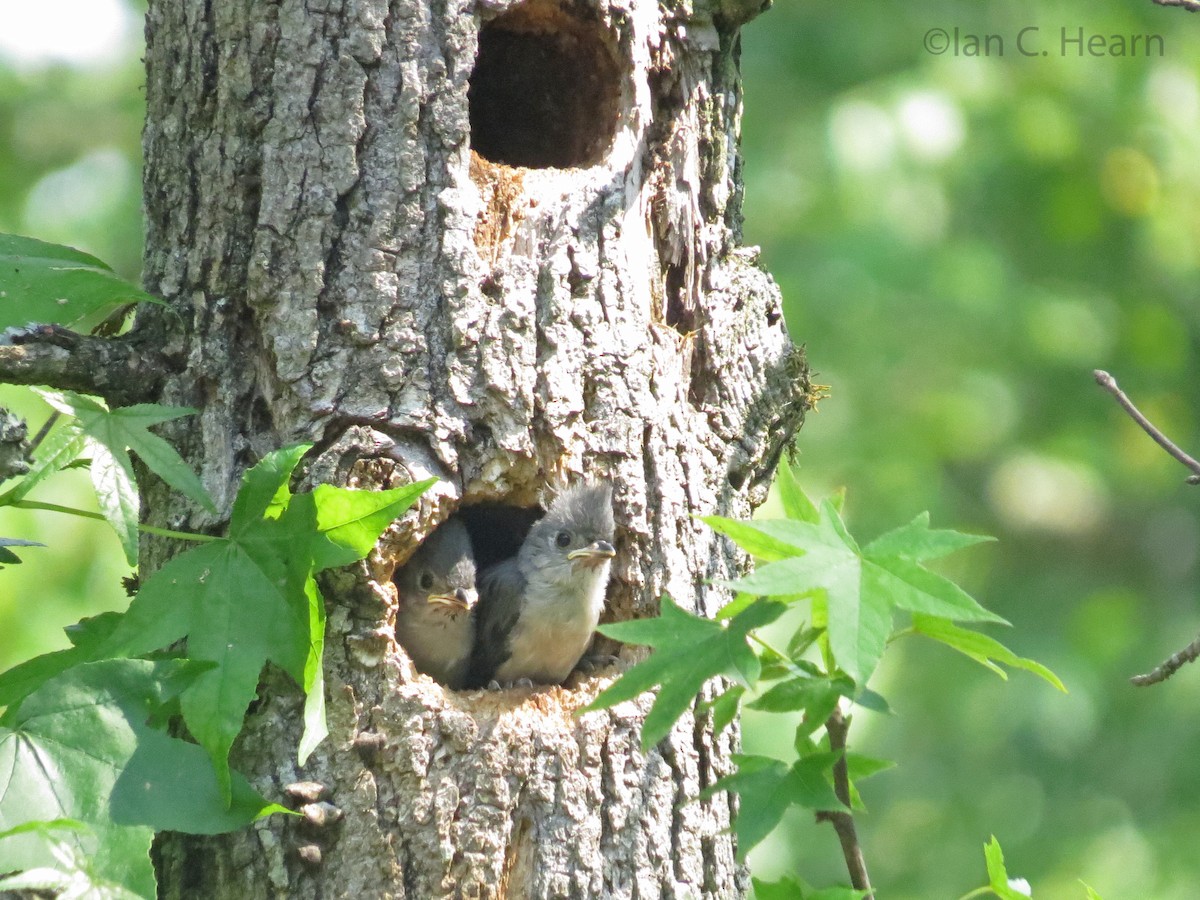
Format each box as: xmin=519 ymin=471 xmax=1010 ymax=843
xmin=467 ymin=482 xmax=616 ymax=688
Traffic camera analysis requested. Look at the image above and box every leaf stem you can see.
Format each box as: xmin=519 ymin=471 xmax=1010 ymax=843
xmin=13 ymin=500 xmax=216 ymax=542
xmin=748 ymin=631 xmax=814 ymax=679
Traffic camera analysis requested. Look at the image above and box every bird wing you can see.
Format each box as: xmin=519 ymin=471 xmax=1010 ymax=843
xmin=466 ymin=557 xmax=525 ymax=688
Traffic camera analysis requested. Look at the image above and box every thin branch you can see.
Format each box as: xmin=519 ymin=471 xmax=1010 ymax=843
xmin=13 ymin=500 xmax=217 ymax=542
xmin=28 ymin=411 xmax=60 ymax=454
xmin=1094 ymin=370 xmax=1200 ymax=484
xmin=1131 ymin=631 xmax=1200 ymax=686
xmin=815 ymin=706 xmax=873 ymax=898
xmin=1152 ymin=0 xmax=1200 ymax=11
xmin=0 ymin=325 xmax=168 ymax=406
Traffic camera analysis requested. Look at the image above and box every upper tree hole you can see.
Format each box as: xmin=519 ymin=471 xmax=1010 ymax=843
xmin=469 ymin=3 xmax=621 ymax=169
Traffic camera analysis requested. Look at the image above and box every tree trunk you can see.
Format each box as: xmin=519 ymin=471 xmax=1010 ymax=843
xmin=138 ymin=0 xmax=808 ymax=896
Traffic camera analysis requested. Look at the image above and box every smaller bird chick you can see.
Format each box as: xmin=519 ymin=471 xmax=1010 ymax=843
xmin=393 ymin=517 xmax=478 ymax=690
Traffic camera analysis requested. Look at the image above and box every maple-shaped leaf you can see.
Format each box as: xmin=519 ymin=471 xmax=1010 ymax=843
xmin=0 ymin=659 xmax=280 ymax=900
xmin=911 ymin=614 xmax=1065 ymax=691
xmin=584 ymin=596 xmax=787 ymax=749
xmin=0 ymin=612 xmax=123 ymax=708
xmin=713 ymin=501 xmax=1002 ymax=684
xmin=97 ymin=446 xmax=432 ymax=801
xmin=0 ymin=821 xmax=143 ymax=899
xmin=0 ymin=234 xmax=160 ymax=331
xmin=699 ymin=751 xmax=846 ymax=856
xmin=32 ymin=391 xmax=215 ymax=565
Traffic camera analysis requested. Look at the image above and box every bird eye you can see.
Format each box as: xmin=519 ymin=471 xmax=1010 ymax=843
xmin=418 ymin=572 xmax=435 ymax=591
xmin=555 ymin=530 xmax=572 ymax=549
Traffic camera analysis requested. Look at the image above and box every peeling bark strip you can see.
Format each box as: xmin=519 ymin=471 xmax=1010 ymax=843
xmin=140 ymin=0 xmax=808 ymax=896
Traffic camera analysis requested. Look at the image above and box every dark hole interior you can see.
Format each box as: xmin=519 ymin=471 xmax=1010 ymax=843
xmin=468 ymin=6 xmax=620 ymax=169
xmin=456 ymin=502 xmax=544 ymax=570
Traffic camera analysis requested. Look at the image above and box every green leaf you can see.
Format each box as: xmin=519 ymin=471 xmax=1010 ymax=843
xmin=702 ymin=515 xmax=807 ymax=562
xmin=99 ymin=450 xmax=432 ymax=797
xmin=1080 ymin=882 xmax=1104 ymax=900
xmin=774 ymin=459 xmax=820 ymax=524
xmin=0 ymin=613 xmax=123 ymax=710
xmin=64 ymin=611 xmax=124 ymax=649
xmin=865 ymin=556 xmax=1006 ymax=624
xmin=587 ymin=597 xmax=786 ymax=749
xmin=54 ymin=391 xmax=214 ymax=511
xmin=0 ymin=659 xmax=274 ymax=899
xmin=703 ymin=751 xmax=846 ymax=856
xmin=704 ymin=754 xmax=792 ymax=854
xmin=0 ymin=537 xmax=42 ymax=567
xmin=101 ymin=537 xmax=310 ymax=803
xmin=912 ymin=615 xmax=1066 ymax=691
xmin=0 ymin=822 xmax=146 ymax=899
xmin=29 ymin=392 xmax=214 ymax=564
xmin=230 ymin=443 xmax=310 ymax=528
xmin=703 ymin=685 xmax=743 ymax=736
xmin=864 ymin=511 xmax=994 ymax=562
xmin=0 ymin=423 xmax=86 ymax=505
xmin=748 ymin=675 xmax=841 ymax=713
xmin=111 ymin=729 xmax=289 ymax=833
xmin=723 ymin=498 xmax=1000 ymax=685
xmin=298 ymin=575 xmax=327 ymax=766
xmin=980 ymin=836 xmax=1035 ymax=899
xmin=90 ymin=438 xmax=140 ymax=565
xmin=0 ymin=233 xmax=160 ymax=330
xmin=309 ymin=478 xmax=437 ymax=570
xmin=845 ymin=752 xmax=896 ymax=781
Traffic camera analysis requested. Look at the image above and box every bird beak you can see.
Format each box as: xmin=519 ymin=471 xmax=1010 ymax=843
xmin=427 ymin=588 xmax=476 ymax=611
xmin=568 ymin=540 xmax=616 ymax=566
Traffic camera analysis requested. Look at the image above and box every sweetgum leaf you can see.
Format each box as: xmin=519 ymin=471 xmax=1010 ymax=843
xmin=773 ymin=459 xmax=820 ymax=524
xmin=0 ymin=234 xmax=160 ymax=330
xmin=99 ymin=448 xmax=432 ymax=798
xmin=912 ymin=614 xmax=1065 ymax=690
xmin=586 ymin=597 xmax=786 ymax=749
xmin=0 ymin=659 xmax=274 ymax=899
xmin=701 ymin=751 xmax=845 ymax=856
xmin=31 ymin=392 xmax=213 ymax=564
xmin=723 ymin=498 xmax=1001 ymax=684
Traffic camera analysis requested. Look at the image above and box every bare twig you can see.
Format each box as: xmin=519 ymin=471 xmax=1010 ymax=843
xmin=27 ymin=411 xmax=60 ymax=454
xmin=816 ymin=706 xmax=873 ymax=898
xmin=1131 ymin=632 xmax=1200 ymax=686
xmin=1094 ymin=370 xmax=1200 ymax=484
xmin=1152 ymin=0 xmax=1200 ymax=11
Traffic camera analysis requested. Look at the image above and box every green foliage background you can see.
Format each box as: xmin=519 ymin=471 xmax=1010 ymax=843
xmin=1 ymin=1 xmax=1198 ymax=897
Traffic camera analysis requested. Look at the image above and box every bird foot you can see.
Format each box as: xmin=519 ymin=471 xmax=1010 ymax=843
xmin=576 ymin=654 xmax=621 ymax=674
xmin=486 ymin=677 xmax=536 ymax=690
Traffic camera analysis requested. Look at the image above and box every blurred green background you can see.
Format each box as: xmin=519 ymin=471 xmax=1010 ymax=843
xmin=1 ymin=0 xmax=1198 ymax=897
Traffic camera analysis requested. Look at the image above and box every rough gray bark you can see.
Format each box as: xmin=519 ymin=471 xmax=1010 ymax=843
xmin=137 ymin=0 xmax=809 ymax=896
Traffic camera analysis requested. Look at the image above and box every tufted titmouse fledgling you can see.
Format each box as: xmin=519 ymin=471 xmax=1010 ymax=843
xmin=394 ymin=517 xmax=478 ymax=690
xmin=467 ymin=482 xmax=615 ymax=688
